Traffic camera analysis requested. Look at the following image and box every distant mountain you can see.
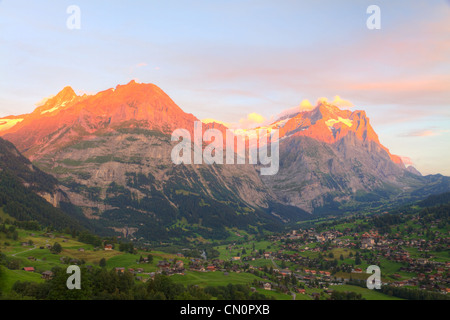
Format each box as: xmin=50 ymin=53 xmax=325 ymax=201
xmin=406 ymin=166 xmax=422 ymax=176
xmin=1 ymin=81 xmax=449 ymax=240
xmin=260 ymin=102 xmax=404 ymax=165
xmin=418 ymin=191 xmax=450 ymax=207
xmin=259 ymin=101 xmax=450 ymax=212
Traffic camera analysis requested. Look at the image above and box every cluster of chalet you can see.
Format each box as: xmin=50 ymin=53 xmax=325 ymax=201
xmin=114 ymin=267 xmax=157 ymax=282
xmin=263 ymin=225 xmax=450 ymax=294
xmin=273 ymin=229 xmax=343 ymax=243
xmin=22 ymin=267 xmax=54 ymax=280
xmin=254 ymin=281 xmax=289 ymax=294
xmin=391 ymin=260 xmax=450 ymax=293
xmin=360 ymin=232 xmax=378 ymax=249
xmin=156 ymin=259 xmax=185 ymax=274
xmin=188 ymin=258 xmax=242 ymax=273
xmin=113 ymin=259 xmax=186 ymax=279
xmin=389 ymin=273 xmax=450 ymax=295
xmin=304 ymin=269 xmax=331 ymax=277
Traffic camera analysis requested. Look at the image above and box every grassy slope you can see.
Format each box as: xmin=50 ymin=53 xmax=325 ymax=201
xmin=0 ymin=267 xmax=44 ymax=293
xmin=329 ymin=284 xmax=403 ymax=300
xmin=0 ymin=220 xmax=289 ymax=299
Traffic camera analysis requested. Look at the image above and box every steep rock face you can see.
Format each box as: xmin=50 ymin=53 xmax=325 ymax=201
xmin=253 ymin=102 xmax=436 ymax=212
xmin=267 ymin=102 xmax=404 ymax=166
xmin=34 ymin=128 xmax=273 ymax=212
xmin=406 ymin=166 xmax=422 ymax=176
xmin=261 ymin=132 xmax=411 ymax=212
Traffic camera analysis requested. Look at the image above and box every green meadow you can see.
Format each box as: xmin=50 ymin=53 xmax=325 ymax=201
xmin=329 ymin=284 xmax=403 ymax=300
xmin=171 ymin=270 xmax=262 ymax=288
xmin=0 ymin=267 xmax=44 ymax=293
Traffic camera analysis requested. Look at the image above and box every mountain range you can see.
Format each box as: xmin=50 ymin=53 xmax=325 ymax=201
xmin=1 ymin=81 xmax=449 ymax=241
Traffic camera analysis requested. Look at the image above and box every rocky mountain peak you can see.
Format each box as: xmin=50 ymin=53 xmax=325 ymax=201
xmin=0 ymin=82 xmax=199 ymax=159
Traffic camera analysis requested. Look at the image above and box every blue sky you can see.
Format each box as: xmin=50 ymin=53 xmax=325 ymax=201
xmin=0 ymin=0 xmax=449 ymax=175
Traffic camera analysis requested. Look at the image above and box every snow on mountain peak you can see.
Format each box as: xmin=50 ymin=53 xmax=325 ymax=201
xmin=325 ymin=117 xmax=353 ymax=129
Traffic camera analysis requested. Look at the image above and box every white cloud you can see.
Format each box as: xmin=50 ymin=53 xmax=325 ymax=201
xmin=315 ymin=96 xmax=354 ymax=109
xmin=316 ymin=97 xmax=328 ymax=105
xmin=35 ymin=95 xmax=55 ymax=107
xmin=299 ymin=99 xmax=314 ymax=111
xmin=331 ymin=95 xmax=354 ymax=109
xmin=202 ymin=118 xmax=232 ymax=128
xmin=237 ymin=112 xmax=266 ymax=129
xmin=400 ymin=156 xmax=414 ymax=166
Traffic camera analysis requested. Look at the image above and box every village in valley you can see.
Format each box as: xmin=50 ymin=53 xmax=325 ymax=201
xmin=1 ymin=201 xmax=449 ymax=300
xmin=148 ymin=208 xmax=449 ymax=299
xmin=101 ymin=213 xmax=450 ymax=300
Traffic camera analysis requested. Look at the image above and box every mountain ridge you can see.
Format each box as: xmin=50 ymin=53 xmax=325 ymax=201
xmin=0 ymin=137 xmax=85 ymax=230
xmin=0 ymin=81 xmax=448 ymax=240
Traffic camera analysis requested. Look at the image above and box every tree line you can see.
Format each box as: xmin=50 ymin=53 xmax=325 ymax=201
xmin=7 ymin=268 xmax=273 ymax=301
